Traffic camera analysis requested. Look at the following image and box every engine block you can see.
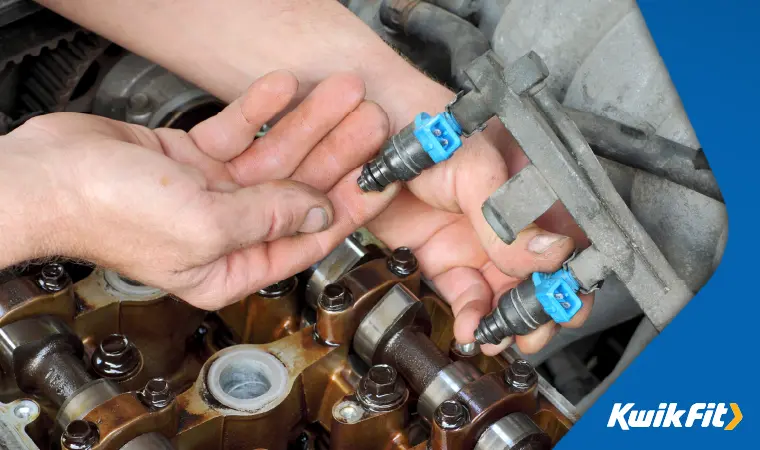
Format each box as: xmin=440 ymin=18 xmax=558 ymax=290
xmin=0 ymin=236 xmax=572 ymax=449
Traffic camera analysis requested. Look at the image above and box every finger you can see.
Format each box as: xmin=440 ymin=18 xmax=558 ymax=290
xmin=515 ymin=322 xmax=562 ymax=354
xmin=207 ymin=180 xmax=334 ymax=251
xmin=189 ymin=70 xmax=299 ymax=162
xmin=229 ymin=72 xmax=366 ymax=185
xmin=404 ymin=123 xmax=576 ymax=279
xmin=443 ymin=272 xmax=493 ymax=343
xmin=291 ymin=101 xmax=389 ymax=191
xmin=180 ymin=167 xmax=400 ymax=309
xmin=481 ymin=339 xmax=513 ymax=356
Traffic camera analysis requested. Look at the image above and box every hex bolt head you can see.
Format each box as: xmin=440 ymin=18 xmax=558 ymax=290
xmin=258 ymin=276 xmax=297 ymax=298
xmin=38 ymin=263 xmax=68 ymax=292
xmin=318 ymin=283 xmax=353 ymax=312
xmin=91 ymin=334 xmax=140 ymax=380
xmin=434 ymin=400 xmax=468 ymax=430
xmin=61 ymin=420 xmax=99 ymax=450
xmin=365 ymin=364 xmax=396 ymax=396
xmin=139 ymin=377 xmax=173 ymax=409
xmin=505 ymin=359 xmax=537 ymax=392
xmin=357 ymin=364 xmax=406 ymax=411
xmin=387 ymin=247 xmax=418 ymax=277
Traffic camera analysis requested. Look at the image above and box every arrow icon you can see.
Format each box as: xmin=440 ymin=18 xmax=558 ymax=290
xmin=725 ymin=403 xmax=742 ymax=430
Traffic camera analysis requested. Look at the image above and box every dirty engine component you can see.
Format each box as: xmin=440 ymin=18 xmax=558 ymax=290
xmin=0 ymin=239 xmax=572 ymax=450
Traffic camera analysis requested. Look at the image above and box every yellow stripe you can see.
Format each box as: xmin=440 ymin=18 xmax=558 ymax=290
xmin=724 ymin=403 xmax=742 ymax=430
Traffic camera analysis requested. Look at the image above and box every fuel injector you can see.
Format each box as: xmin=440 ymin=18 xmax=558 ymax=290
xmin=357 ymin=111 xmax=466 ymax=192
xmin=474 ymin=268 xmax=584 ymax=345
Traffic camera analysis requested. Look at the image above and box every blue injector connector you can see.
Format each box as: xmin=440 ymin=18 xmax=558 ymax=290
xmin=413 ymin=112 xmax=464 ymax=163
xmin=532 ymin=268 xmax=583 ymax=324
xmin=357 ymin=111 xmax=466 ymax=193
xmin=474 ymin=268 xmax=583 ymax=345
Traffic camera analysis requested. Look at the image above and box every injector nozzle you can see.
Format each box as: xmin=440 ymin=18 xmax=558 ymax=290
xmin=474 ymin=269 xmax=583 ymax=345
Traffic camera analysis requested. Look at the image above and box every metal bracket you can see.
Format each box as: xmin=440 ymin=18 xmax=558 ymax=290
xmin=457 ymin=51 xmax=693 ymax=331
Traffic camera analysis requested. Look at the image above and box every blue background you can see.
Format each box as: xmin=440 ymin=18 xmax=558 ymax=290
xmin=558 ymin=1 xmax=759 ymax=448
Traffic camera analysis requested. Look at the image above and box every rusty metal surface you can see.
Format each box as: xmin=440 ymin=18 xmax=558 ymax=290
xmin=75 ymin=270 xmax=205 ymax=392
xmin=329 ymin=392 xmax=409 ymax=450
xmin=82 ymin=392 xmax=178 ymax=450
xmin=315 ymin=258 xmax=421 ymax=346
xmin=217 ymin=283 xmax=300 ymax=345
xmin=0 ymin=275 xmax=75 ymax=327
xmin=428 ymin=373 xmax=537 ymax=449
xmin=0 ymin=252 xmax=570 ymax=449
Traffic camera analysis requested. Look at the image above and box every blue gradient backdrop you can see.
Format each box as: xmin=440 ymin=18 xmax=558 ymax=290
xmin=557 ymin=1 xmax=759 ymax=448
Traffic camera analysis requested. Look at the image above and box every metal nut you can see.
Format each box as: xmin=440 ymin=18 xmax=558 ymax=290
xmin=38 ymin=263 xmax=68 ymax=292
xmin=434 ymin=400 xmax=468 ymax=430
xmin=139 ymin=377 xmax=173 ymax=409
xmin=318 ymin=283 xmax=353 ymax=312
xmin=505 ymin=359 xmax=537 ymax=391
xmin=387 ymin=247 xmax=418 ymax=277
xmin=258 ymin=276 xmax=297 ymax=298
xmin=357 ymin=364 xmax=406 ymax=411
xmin=91 ymin=334 xmax=140 ymax=380
xmin=61 ymin=420 xmax=99 ymax=450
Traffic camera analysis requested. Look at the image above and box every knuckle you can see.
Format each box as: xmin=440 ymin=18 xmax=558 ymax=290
xmin=264 ymin=198 xmax=300 ymax=240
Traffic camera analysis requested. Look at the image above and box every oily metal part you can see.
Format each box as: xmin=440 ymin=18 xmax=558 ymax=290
xmin=305 ymin=236 xmax=374 ymax=309
xmin=56 ymin=378 xmax=120 ymax=428
xmin=119 ymin=432 xmax=175 ymax=450
xmin=417 ymin=360 xmax=482 ymax=421
xmin=475 ymin=412 xmax=552 ymax=450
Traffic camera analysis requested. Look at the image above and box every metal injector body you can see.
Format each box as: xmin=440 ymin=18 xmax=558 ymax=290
xmin=474 ymin=269 xmax=583 ymax=345
xmin=357 ymin=110 xmax=467 ymax=192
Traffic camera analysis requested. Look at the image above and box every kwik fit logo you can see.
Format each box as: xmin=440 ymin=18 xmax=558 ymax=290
xmin=608 ymin=403 xmax=743 ymax=430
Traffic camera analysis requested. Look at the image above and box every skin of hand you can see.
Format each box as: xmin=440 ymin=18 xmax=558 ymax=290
xmin=0 ymin=71 xmax=398 ymax=310
xmin=35 ymin=0 xmax=594 ymax=355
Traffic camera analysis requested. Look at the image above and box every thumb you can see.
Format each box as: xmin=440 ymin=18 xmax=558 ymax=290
xmin=209 ymin=180 xmax=334 ymax=251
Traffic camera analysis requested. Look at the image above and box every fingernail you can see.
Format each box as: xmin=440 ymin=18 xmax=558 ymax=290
xmin=527 ymin=233 xmax=567 ymax=254
xmin=299 ymin=207 xmax=329 ymax=233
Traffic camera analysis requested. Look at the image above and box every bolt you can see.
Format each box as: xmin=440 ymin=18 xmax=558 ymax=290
xmin=357 ymin=364 xmax=406 ymax=411
xmin=139 ymin=377 xmax=173 ymax=409
xmin=387 ymin=247 xmax=418 ymax=277
xmin=38 ymin=263 xmax=68 ymax=292
xmin=91 ymin=334 xmax=140 ymax=380
xmin=365 ymin=365 xmax=396 ymax=396
xmin=61 ymin=420 xmax=99 ymax=450
xmin=318 ymin=283 xmax=353 ymax=312
xmin=128 ymin=93 xmax=152 ymax=114
xmin=434 ymin=400 xmax=468 ymax=430
xmin=258 ymin=276 xmax=297 ymax=297
xmin=505 ymin=359 xmax=537 ymax=392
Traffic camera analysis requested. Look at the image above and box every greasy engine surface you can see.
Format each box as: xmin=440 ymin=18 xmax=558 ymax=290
xmin=0 ymin=235 xmax=571 ymax=449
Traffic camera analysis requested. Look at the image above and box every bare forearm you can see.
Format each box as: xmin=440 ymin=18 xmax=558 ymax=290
xmin=0 ymin=136 xmax=60 ymax=268
xmin=37 ymin=0 xmax=453 ymax=132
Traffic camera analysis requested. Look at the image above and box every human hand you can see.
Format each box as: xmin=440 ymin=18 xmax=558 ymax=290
xmin=364 ymin=89 xmax=595 ymax=356
xmin=1 ymin=71 xmax=397 ymax=310
xmin=35 ymin=0 xmax=593 ymax=355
